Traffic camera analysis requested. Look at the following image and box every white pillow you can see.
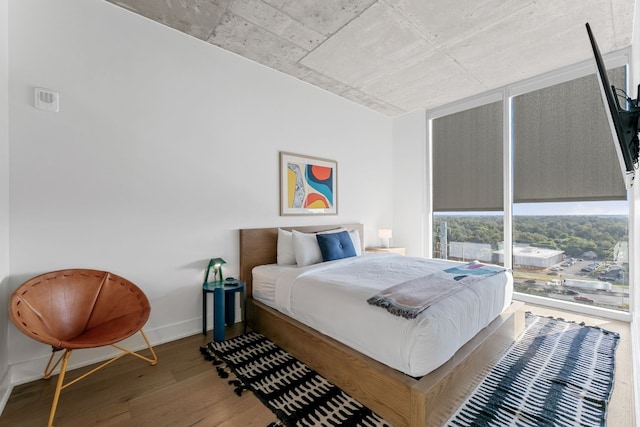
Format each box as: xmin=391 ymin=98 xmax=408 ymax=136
xmin=292 ymin=230 xmax=323 ymax=267
xmin=349 ymin=229 xmax=362 ymax=256
xmin=277 ymin=229 xmax=296 ymax=265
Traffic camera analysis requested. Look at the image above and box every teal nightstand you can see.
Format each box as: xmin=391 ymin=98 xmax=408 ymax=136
xmin=202 ymin=279 xmax=246 ymax=342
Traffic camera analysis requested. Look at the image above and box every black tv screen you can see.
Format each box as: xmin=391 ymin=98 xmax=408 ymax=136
xmin=586 ymin=22 xmax=640 ymax=189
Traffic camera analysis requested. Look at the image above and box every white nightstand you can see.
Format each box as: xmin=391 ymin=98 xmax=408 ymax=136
xmin=365 ymin=247 xmax=406 ymax=255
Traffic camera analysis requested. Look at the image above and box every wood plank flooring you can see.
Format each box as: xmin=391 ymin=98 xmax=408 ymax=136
xmin=0 ymin=306 xmax=634 ymax=426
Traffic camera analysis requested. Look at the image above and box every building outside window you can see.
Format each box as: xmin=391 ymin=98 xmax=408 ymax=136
xmin=510 ymin=202 xmax=629 ymax=312
xmin=433 ymin=203 xmax=629 ymax=312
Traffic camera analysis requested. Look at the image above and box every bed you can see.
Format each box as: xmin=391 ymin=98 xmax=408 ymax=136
xmin=239 ymin=224 xmax=524 ymax=426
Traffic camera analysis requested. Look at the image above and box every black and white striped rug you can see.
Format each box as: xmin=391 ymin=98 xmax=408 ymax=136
xmin=446 ymin=312 xmax=619 ymax=426
xmin=200 ymin=332 xmax=390 ymax=427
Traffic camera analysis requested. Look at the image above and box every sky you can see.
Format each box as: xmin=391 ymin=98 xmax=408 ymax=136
xmin=513 ymin=201 xmax=629 ymax=216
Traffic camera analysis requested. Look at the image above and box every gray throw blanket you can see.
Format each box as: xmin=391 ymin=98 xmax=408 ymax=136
xmin=367 ymin=261 xmax=505 ymax=319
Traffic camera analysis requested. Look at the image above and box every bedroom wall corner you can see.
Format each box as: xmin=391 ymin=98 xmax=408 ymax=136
xmin=0 ymin=0 xmax=12 ymax=414
xmin=392 ymin=110 xmax=428 ymax=257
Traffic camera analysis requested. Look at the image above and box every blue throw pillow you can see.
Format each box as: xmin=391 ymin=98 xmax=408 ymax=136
xmin=316 ymin=231 xmax=357 ymax=262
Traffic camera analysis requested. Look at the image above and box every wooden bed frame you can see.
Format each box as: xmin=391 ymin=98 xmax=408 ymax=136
xmin=239 ymin=224 xmax=524 ymax=426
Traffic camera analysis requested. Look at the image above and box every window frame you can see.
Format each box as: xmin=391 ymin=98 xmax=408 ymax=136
xmin=426 ymin=48 xmax=634 ymax=322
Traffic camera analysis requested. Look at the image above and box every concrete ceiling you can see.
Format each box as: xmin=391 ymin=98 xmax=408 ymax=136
xmin=105 ymin=0 xmax=636 ymax=117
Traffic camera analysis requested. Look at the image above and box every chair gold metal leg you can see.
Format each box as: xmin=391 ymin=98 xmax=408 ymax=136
xmin=111 ymin=329 xmax=157 ymax=365
xmin=48 ymin=349 xmax=72 ymax=427
xmin=140 ymin=329 xmax=158 ymax=365
xmin=43 ymin=349 xmax=65 ymax=380
xmin=62 ymin=330 xmax=158 ymax=390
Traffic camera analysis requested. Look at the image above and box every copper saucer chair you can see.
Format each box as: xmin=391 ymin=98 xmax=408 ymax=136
xmin=9 ymin=269 xmax=158 ymax=427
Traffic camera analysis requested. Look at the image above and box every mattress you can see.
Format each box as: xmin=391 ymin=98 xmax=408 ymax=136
xmin=252 ymin=254 xmax=513 ymax=377
xmin=251 ymin=263 xmax=297 ymax=306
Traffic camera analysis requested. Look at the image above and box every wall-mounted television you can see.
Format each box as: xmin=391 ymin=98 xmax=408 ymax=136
xmin=586 ymin=22 xmax=640 ymax=189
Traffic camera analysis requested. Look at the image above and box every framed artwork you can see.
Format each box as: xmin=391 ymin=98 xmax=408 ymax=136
xmin=280 ymin=151 xmax=337 ymax=215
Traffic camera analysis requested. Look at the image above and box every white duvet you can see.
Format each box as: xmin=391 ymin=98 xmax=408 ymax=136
xmin=252 ymin=254 xmax=513 ymax=377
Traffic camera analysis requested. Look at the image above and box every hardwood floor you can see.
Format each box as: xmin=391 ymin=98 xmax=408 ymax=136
xmin=0 ymin=307 xmax=634 ymax=426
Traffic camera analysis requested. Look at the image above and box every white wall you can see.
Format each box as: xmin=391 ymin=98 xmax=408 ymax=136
xmin=6 ymin=0 xmax=393 ymax=384
xmin=0 ymin=0 xmax=11 ymax=410
xmin=392 ymin=110 xmax=427 ymax=256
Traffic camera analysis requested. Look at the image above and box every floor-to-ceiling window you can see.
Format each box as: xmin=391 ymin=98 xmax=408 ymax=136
xmin=432 ymin=100 xmax=504 ymax=258
xmin=430 ymin=54 xmax=631 ymax=315
xmin=511 ymin=68 xmax=629 ymax=312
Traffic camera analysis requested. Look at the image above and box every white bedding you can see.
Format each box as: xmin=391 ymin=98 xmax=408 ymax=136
xmin=251 ymin=263 xmax=297 ymax=305
xmin=252 ymin=253 xmax=513 ymax=377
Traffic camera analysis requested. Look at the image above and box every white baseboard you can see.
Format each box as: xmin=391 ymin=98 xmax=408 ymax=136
xmin=0 ymin=369 xmax=12 ymax=419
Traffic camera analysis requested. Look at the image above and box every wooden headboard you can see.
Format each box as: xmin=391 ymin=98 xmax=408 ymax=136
xmin=239 ymin=223 xmax=364 ymax=297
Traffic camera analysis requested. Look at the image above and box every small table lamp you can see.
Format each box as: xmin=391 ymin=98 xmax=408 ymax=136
xmin=378 ymin=229 xmax=392 ymax=248
xmin=205 ymin=257 xmax=226 ymax=283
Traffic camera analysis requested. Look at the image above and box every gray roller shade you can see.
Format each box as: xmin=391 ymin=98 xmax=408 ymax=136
xmin=432 ymin=101 xmax=504 ymax=211
xmin=513 ymin=68 xmax=627 ymax=202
